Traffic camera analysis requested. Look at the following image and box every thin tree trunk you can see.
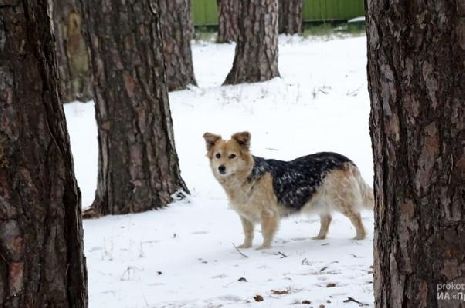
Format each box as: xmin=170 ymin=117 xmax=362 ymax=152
xmin=217 ymin=0 xmax=239 ymax=43
xmin=366 ymin=1 xmax=465 ymax=307
xmin=159 ymin=0 xmax=196 ymax=91
xmin=0 ymin=1 xmax=88 ymax=306
xmin=53 ymin=0 xmax=92 ymax=102
xmin=278 ymin=0 xmax=303 ymax=34
xmin=81 ymin=0 xmax=188 ymax=216
xmin=224 ymin=0 xmax=280 ymax=85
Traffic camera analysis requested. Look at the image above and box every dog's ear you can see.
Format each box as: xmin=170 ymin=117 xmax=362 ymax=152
xmin=231 ymin=131 xmax=251 ymax=150
xmin=203 ymin=133 xmax=222 ymax=151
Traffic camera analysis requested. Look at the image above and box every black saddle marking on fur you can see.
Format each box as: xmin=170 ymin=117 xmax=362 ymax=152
xmin=247 ymin=152 xmax=354 ymax=211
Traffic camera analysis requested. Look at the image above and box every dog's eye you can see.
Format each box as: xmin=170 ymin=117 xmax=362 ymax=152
xmin=215 ymin=153 xmax=221 ymax=159
xmin=228 ymin=154 xmax=236 ymax=159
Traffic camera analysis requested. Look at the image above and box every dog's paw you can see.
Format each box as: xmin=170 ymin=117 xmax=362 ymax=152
xmin=237 ymin=243 xmax=252 ymax=249
xmin=312 ymin=235 xmax=326 ymax=240
xmin=255 ymin=244 xmax=271 ymax=250
xmin=352 ymin=235 xmax=366 ymax=240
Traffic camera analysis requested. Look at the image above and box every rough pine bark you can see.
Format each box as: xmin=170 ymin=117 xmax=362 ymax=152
xmin=224 ymin=0 xmax=280 ymax=85
xmin=159 ymin=0 xmax=196 ymax=91
xmin=366 ymin=1 xmax=465 ymax=307
xmin=217 ymin=0 xmax=240 ymax=43
xmin=81 ymin=0 xmax=188 ymax=215
xmin=53 ymin=0 xmax=92 ymax=102
xmin=278 ymin=0 xmax=303 ymax=34
xmin=0 ymin=1 xmax=88 ymax=306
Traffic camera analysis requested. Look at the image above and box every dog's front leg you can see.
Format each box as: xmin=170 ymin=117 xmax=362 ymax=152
xmin=237 ymin=216 xmax=254 ymax=248
xmin=257 ymin=210 xmax=279 ymax=250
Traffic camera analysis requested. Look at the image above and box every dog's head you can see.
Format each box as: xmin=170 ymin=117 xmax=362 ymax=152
xmin=203 ymin=131 xmax=253 ymax=180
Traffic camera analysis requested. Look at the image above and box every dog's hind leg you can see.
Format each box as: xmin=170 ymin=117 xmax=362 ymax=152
xmin=257 ymin=211 xmax=279 ymax=250
xmin=238 ymin=216 xmax=254 ymax=248
xmin=312 ymin=214 xmax=332 ymax=240
xmin=324 ymin=169 xmax=367 ymax=240
xmin=342 ymin=210 xmax=366 ymax=240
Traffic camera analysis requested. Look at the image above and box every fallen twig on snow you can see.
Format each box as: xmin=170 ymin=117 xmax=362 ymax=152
xmin=232 ymin=243 xmax=248 ymax=258
xmin=343 ymin=296 xmax=368 ymax=306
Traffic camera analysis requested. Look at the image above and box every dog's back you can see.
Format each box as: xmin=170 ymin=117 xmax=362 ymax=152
xmin=249 ymin=152 xmax=360 ymax=211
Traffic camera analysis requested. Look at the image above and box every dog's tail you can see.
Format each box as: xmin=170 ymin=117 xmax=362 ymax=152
xmin=348 ymin=163 xmax=374 ymax=209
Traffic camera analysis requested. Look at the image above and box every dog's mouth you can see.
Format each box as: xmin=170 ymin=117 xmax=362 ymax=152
xmin=216 ymin=168 xmax=234 ymax=177
xmin=217 ymin=170 xmax=229 ymax=176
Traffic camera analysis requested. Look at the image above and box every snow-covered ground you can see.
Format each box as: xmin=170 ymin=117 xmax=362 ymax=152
xmin=64 ymin=34 xmax=374 ymax=307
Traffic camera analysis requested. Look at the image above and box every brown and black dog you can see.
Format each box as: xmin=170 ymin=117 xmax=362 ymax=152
xmin=203 ymin=131 xmax=373 ymax=249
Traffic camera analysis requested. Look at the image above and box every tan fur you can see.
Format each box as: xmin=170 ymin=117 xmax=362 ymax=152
xmin=203 ymin=132 xmax=373 ymax=249
xmin=300 ymin=165 xmax=372 ymax=240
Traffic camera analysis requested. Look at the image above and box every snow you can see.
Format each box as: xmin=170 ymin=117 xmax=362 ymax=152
xmin=348 ymin=16 xmax=366 ymax=24
xmin=64 ymin=34 xmax=374 ymax=307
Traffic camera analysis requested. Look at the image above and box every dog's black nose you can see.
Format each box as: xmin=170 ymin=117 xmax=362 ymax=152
xmin=218 ymin=165 xmax=226 ymax=174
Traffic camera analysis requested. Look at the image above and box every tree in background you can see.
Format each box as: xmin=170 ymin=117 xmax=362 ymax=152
xmin=217 ymin=0 xmax=239 ymax=43
xmin=81 ymin=0 xmax=188 ymax=216
xmin=0 ymin=1 xmax=87 ymax=306
xmin=224 ymin=0 xmax=280 ymax=85
xmin=366 ymin=1 xmax=465 ymax=306
xmin=53 ymin=0 xmax=92 ymax=102
xmin=278 ymin=0 xmax=303 ymax=34
xmin=159 ymin=0 xmax=196 ymax=91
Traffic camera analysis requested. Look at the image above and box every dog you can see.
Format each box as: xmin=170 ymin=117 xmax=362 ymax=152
xmin=203 ymin=131 xmax=373 ymax=250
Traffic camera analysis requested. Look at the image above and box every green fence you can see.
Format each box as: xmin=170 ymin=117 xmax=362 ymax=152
xmin=192 ymin=0 xmax=365 ymax=27
xmin=192 ymin=0 xmax=218 ymax=26
xmin=303 ymin=0 xmax=364 ymax=22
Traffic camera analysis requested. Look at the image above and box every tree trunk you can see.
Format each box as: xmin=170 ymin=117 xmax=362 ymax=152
xmin=0 ymin=1 xmax=88 ymax=307
xmin=159 ymin=0 xmax=196 ymax=91
xmin=80 ymin=0 xmax=189 ymax=216
xmin=217 ymin=0 xmax=239 ymax=43
xmin=53 ymin=0 xmax=92 ymax=102
xmin=224 ymin=0 xmax=280 ymax=85
xmin=278 ymin=0 xmax=303 ymax=34
xmin=366 ymin=1 xmax=465 ymax=307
